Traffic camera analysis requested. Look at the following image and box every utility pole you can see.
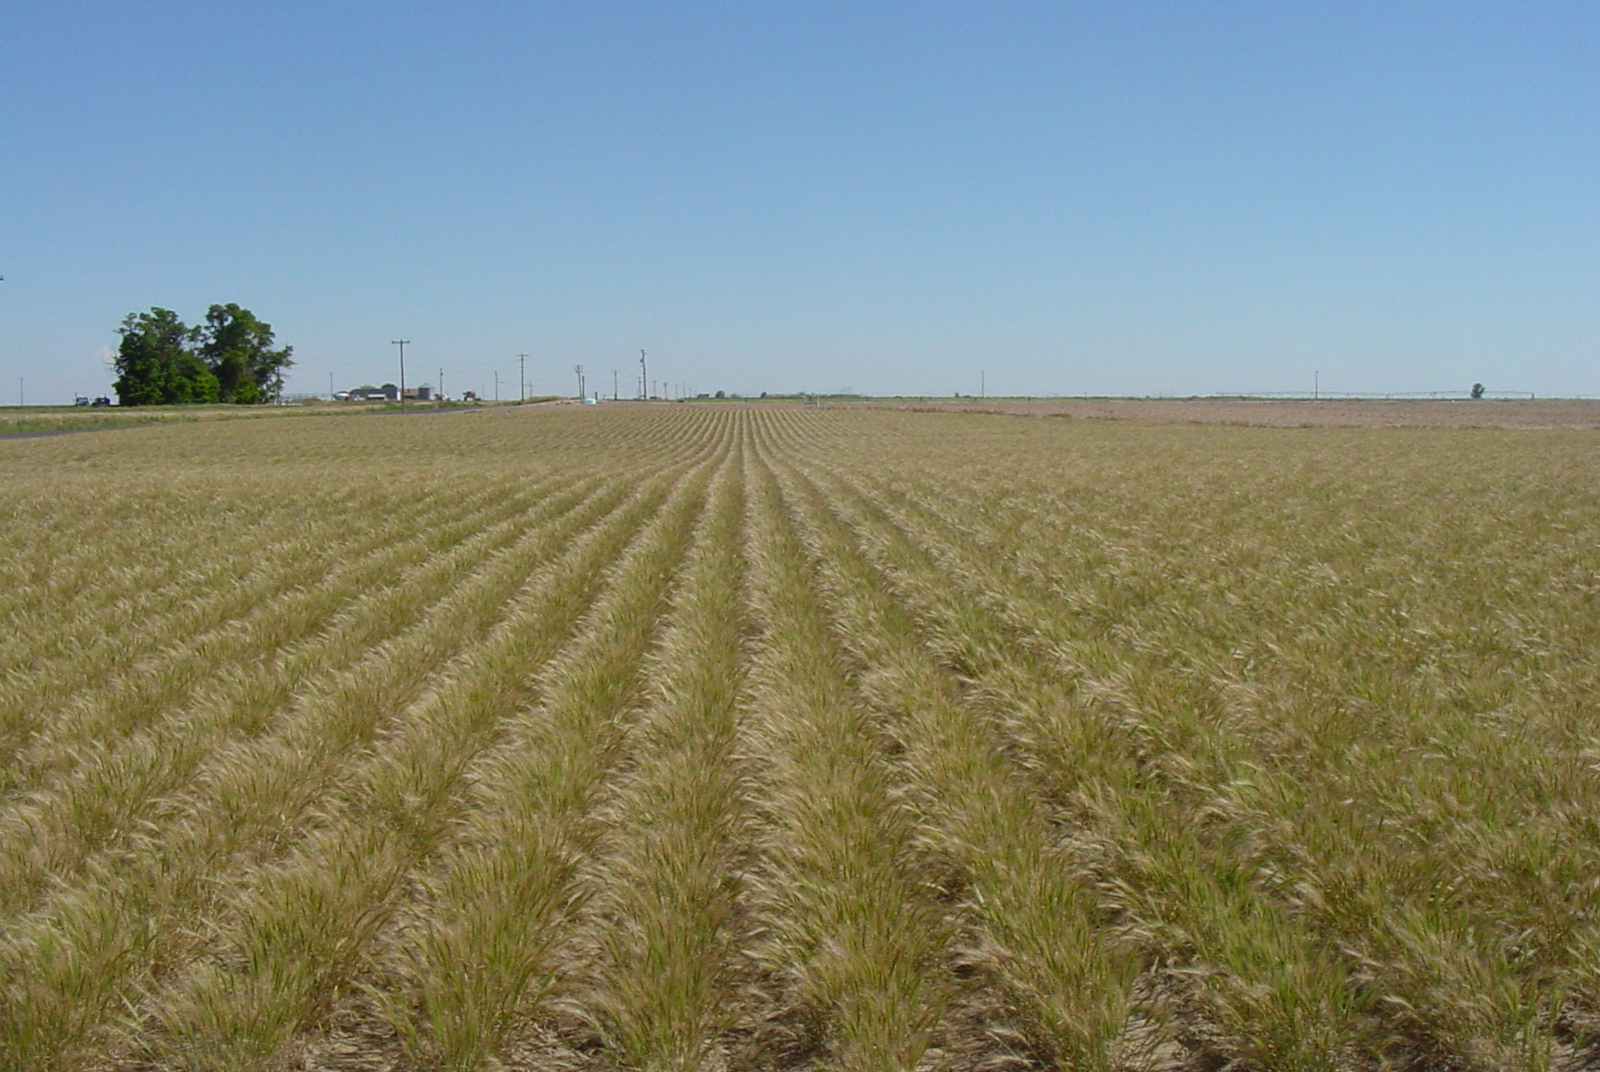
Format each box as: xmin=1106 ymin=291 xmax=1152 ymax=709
xmin=438 ymin=367 xmax=444 ymax=408
xmin=517 ymin=354 xmax=528 ymax=403
xmin=494 ymin=370 xmax=499 ymax=402
xmin=391 ymin=339 xmax=410 ymax=411
xmin=981 ymin=370 xmax=985 ymax=399
xmin=613 ymin=369 xmax=619 ymax=401
xmin=574 ymin=364 xmax=585 ymax=399
xmin=329 ymin=372 xmax=334 ymax=399
xmin=639 ymin=349 xmax=647 ymax=400
xmin=1314 ymin=370 xmax=1319 ymax=401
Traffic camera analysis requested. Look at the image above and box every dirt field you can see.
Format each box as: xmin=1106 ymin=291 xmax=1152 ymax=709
xmin=3 ymin=406 xmax=1598 ymax=1071
xmin=858 ymin=396 xmax=1600 ymax=429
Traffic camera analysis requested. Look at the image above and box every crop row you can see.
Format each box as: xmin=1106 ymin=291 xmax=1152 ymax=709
xmin=2 ymin=405 xmax=1597 ymax=1070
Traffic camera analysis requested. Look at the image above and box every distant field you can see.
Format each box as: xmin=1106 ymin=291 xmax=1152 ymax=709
xmin=863 ymin=396 xmax=1600 ymax=429
xmin=0 ymin=404 xmax=318 ymax=437
xmin=0 ymin=408 xmax=199 ymax=436
xmin=0 ymin=399 xmax=579 ymax=437
xmin=3 ymin=406 xmax=1598 ymax=1071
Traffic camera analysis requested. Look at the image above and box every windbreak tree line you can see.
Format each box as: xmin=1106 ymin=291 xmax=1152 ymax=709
xmin=113 ymin=305 xmax=294 ymax=405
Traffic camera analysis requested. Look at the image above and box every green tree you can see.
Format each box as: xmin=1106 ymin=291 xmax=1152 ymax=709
xmin=113 ymin=308 xmax=219 ymax=406
xmin=199 ymin=304 xmax=294 ymax=403
xmin=112 ymin=304 xmax=295 ymax=406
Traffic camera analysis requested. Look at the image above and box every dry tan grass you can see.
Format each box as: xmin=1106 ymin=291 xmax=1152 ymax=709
xmin=3 ymin=405 xmax=1598 ymax=1071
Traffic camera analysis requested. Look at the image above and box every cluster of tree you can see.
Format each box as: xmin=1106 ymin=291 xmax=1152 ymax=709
xmin=113 ymin=305 xmax=294 ymax=405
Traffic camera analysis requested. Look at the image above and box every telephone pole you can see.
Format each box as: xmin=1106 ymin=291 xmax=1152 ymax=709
xmin=438 ymin=367 xmax=444 ymax=407
xmin=516 ymin=354 xmax=528 ymax=403
xmin=639 ymin=349 xmax=647 ymax=400
xmin=613 ymin=369 xmax=619 ymax=401
xmin=391 ymin=339 xmax=410 ymax=411
xmin=981 ymin=369 xmax=985 ymax=399
xmin=574 ymin=364 xmax=585 ymax=399
xmin=494 ymin=370 xmax=499 ymax=402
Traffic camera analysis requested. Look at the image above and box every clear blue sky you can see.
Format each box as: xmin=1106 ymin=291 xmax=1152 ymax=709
xmin=2 ymin=2 xmax=1597 ymax=401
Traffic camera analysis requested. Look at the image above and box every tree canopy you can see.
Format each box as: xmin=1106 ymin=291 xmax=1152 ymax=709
xmin=113 ymin=305 xmax=293 ymax=406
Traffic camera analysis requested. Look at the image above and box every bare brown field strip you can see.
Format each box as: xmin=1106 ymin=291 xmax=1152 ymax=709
xmin=2 ymin=406 xmax=1598 ymax=1071
xmin=852 ymin=397 xmax=1600 ymax=429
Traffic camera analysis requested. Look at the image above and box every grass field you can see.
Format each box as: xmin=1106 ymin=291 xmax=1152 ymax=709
xmin=0 ymin=401 xmax=410 ymax=437
xmin=3 ymin=405 xmax=1598 ymax=1072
